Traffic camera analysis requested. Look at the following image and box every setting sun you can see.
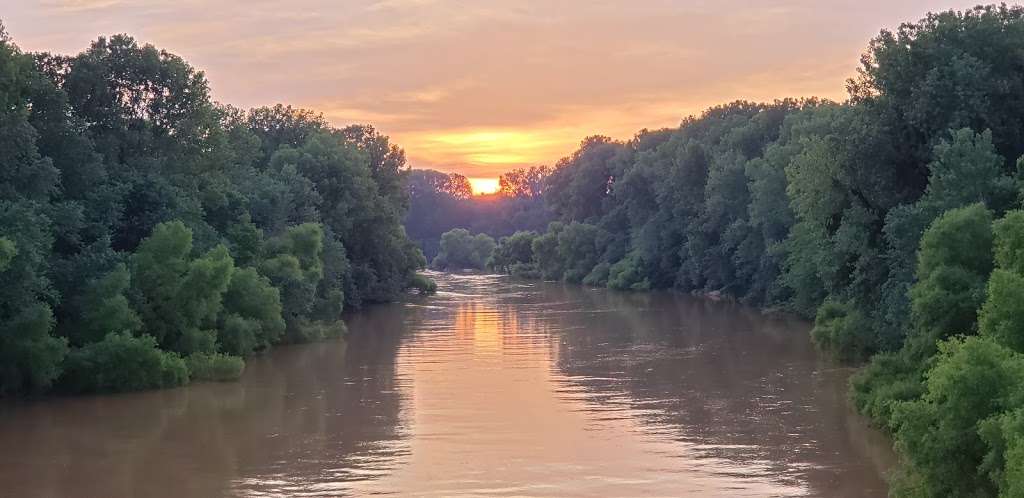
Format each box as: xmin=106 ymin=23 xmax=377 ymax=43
xmin=468 ymin=177 xmax=500 ymax=195
xmin=1 ymin=3 xmax=1011 ymax=496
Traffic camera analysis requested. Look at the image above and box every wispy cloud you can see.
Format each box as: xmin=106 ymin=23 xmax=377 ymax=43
xmin=5 ymin=0 xmax=984 ymax=178
xmin=365 ymin=0 xmax=441 ymax=11
xmin=42 ymin=0 xmax=124 ymax=12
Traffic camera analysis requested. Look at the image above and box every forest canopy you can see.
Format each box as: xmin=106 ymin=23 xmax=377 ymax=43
xmin=0 ymin=27 xmax=425 ymax=395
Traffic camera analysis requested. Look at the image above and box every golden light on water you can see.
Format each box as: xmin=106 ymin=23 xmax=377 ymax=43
xmin=468 ymin=178 xmax=500 ymax=195
xmin=453 ymin=303 xmax=508 ymax=353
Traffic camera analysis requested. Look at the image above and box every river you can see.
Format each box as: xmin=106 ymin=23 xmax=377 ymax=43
xmin=0 ymin=272 xmax=893 ymax=497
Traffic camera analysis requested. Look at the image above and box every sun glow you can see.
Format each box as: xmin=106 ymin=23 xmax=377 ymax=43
xmin=401 ymin=128 xmax=573 ymax=176
xmin=468 ymin=177 xmax=500 ymax=195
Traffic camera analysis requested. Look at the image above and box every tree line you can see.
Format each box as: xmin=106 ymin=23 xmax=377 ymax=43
xmin=418 ymin=6 xmax=1024 ymax=496
xmin=0 ymin=27 xmax=427 ymax=395
xmin=404 ymin=166 xmax=552 ymax=260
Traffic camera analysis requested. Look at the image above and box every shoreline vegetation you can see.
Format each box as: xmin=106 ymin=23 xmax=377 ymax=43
xmin=0 ymin=26 xmax=428 ymax=396
xmin=5 ymin=3 xmax=1024 ymax=496
xmin=417 ymin=6 xmax=1024 ymax=495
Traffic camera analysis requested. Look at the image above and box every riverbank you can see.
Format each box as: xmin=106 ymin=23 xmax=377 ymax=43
xmin=0 ymin=272 xmax=893 ymax=497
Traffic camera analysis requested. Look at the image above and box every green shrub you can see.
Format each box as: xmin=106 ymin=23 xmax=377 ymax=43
xmin=556 ymin=222 xmax=606 ymax=283
xmin=288 ymin=319 xmax=347 ymax=343
xmin=908 ymin=265 xmax=988 ymax=358
xmin=510 ymin=262 xmax=541 ymax=279
xmin=432 ymin=229 xmax=495 ymax=269
xmin=409 ymin=273 xmax=438 ymax=294
xmin=219 ymin=315 xmax=262 ymax=358
xmin=993 ymin=210 xmax=1024 ymax=275
xmin=608 ymin=254 xmax=650 ymax=291
xmin=220 ymin=267 xmax=286 ymax=355
xmin=849 ymin=352 xmax=924 ymax=428
xmin=979 ymin=269 xmax=1024 ymax=353
xmin=0 ymin=303 xmax=69 ymax=395
xmin=490 ymin=231 xmax=538 ymax=273
xmin=811 ymin=301 xmax=873 ymax=363
xmin=582 ymin=262 xmax=610 ymax=287
xmin=892 ymin=336 xmax=1024 ymax=497
xmin=60 ymin=333 xmax=188 ymax=393
xmin=185 ymin=352 xmax=245 ymax=382
xmin=130 ymin=222 xmax=235 ymax=355
xmin=76 ymin=264 xmax=142 ymax=345
xmin=979 ymin=408 xmax=1024 ymax=495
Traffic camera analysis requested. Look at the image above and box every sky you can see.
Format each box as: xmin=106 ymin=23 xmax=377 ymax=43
xmin=5 ymin=0 xmax=983 ymax=193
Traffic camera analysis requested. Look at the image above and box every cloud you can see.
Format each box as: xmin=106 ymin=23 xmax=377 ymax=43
xmin=390 ymin=87 xmax=451 ymax=104
xmin=318 ymin=104 xmax=425 ymax=127
xmin=365 ymin=0 xmax=441 ymax=11
xmin=42 ymin=0 xmax=124 ymax=12
xmin=7 ymin=0 xmax=985 ymax=180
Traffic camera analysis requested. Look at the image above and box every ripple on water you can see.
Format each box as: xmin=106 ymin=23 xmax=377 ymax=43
xmin=0 ymin=271 xmax=893 ymax=498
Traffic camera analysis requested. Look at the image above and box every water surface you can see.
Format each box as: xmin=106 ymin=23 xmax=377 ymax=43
xmin=0 ymin=272 xmax=893 ymax=497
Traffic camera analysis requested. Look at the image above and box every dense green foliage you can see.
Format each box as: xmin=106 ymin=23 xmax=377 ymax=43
xmin=408 ymin=273 xmax=438 ymax=294
xmin=60 ymin=332 xmax=188 ymax=393
xmin=485 ymin=6 xmax=1024 ymax=495
xmin=9 ymin=4 xmax=1024 ymax=494
xmin=220 ymin=267 xmax=286 ymax=356
xmin=488 ymin=230 xmax=539 ymax=275
xmin=0 ymin=27 xmax=425 ymax=394
xmin=431 ymin=228 xmax=495 ymax=270
xmin=184 ymin=352 xmax=245 ymax=382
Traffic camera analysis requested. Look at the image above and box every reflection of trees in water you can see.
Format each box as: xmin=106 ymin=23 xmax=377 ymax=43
xmin=531 ymin=282 xmax=892 ymax=496
xmin=0 ymin=307 xmax=412 ymax=498
xmin=0 ymin=275 xmax=893 ymax=497
xmin=421 ymin=273 xmax=557 ymax=353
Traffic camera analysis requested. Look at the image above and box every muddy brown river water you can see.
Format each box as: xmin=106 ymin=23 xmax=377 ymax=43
xmin=0 ymin=272 xmax=894 ymax=497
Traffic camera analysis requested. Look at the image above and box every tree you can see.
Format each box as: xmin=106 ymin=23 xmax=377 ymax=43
xmin=432 ymin=228 xmax=495 ymax=270
xmin=545 ymin=136 xmax=621 ymax=223
xmin=892 ymin=336 xmax=1024 ymax=497
xmin=853 ymin=204 xmax=995 ymax=427
xmin=811 ymin=300 xmax=873 ymax=363
xmin=0 ymin=27 xmax=428 ymax=397
xmin=339 ymin=124 xmax=410 ymax=211
xmin=270 ymin=132 xmax=420 ymax=304
xmin=59 ymin=34 xmax=221 ymax=171
xmin=259 ymin=222 xmax=325 ymax=340
xmin=607 ymin=252 xmax=650 ymax=290
xmin=75 ymin=263 xmax=142 ymax=346
xmin=60 ymin=332 xmax=187 ymax=393
xmin=489 ymin=231 xmax=538 ymax=273
xmin=225 ymin=213 xmax=263 ymax=267
xmin=532 ymin=223 xmax=564 ymax=280
xmin=499 ymin=166 xmax=550 ymax=198
xmin=405 ymin=168 xmax=552 ymax=260
xmin=130 ymin=221 xmax=234 ymax=354
xmin=907 ymin=204 xmax=994 ymax=356
xmin=245 ymin=104 xmax=327 ymax=166
xmin=555 ymin=222 xmax=607 ymax=284
xmin=445 ymin=173 xmax=473 ymax=200
xmin=0 ymin=30 xmax=68 ymax=395
xmin=219 ymin=267 xmax=285 ymax=356
xmin=880 ymin=129 xmax=1012 ymax=351
xmin=849 ymin=5 xmax=1024 ymax=173
xmin=979 ymin=210 xmax=1024 ymax=353
xmin=0 ymin=303 xmax=67 ymax=395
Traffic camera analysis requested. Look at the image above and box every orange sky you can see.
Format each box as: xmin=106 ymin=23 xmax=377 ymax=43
xmin=5 ymin=0 xmax=982 ymax=186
